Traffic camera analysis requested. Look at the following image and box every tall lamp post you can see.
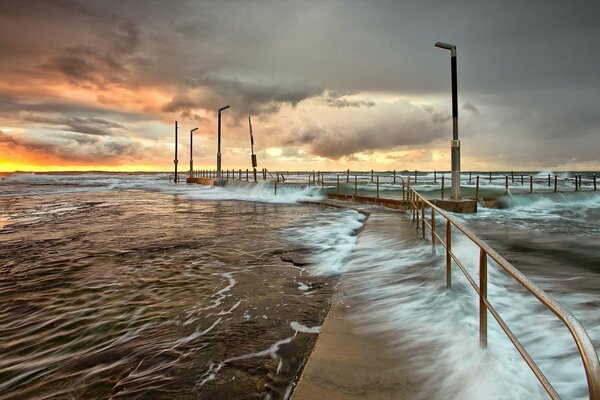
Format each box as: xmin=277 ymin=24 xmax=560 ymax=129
xmin=435 ymin=41 xmax=461 ymax=200
xmin=189 ymin=127 xmax=198 ymax=177
xmin=216 ymin=105 xmax=230 ymax=179
xmin=174 ymin=121 xmax=178 ymax=183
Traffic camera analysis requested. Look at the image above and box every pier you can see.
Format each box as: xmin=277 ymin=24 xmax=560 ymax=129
xmin=183 ymin=170 xmax=600 ymax=399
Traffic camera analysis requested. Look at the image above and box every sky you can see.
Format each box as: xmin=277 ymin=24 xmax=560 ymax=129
xmin=1 ymin=0 xmax=599 ymax=172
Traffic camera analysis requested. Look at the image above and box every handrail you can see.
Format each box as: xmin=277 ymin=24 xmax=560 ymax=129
xmin=407 ymin=187 xmax=600 ymax=400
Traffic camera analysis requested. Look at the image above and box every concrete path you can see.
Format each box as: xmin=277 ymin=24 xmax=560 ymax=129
xmin=292 ymin=205 xmax=426 ymax=400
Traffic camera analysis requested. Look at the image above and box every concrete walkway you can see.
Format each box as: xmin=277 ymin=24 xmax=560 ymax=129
xmin=292 ymin=205 xmax=426 ymax=400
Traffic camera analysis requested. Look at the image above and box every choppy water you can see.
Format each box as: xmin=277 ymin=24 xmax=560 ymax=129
xmin=1 ymin=171 xmax=599 ymax=399
xmin=0 ymin=173 xmax=362 ymax=399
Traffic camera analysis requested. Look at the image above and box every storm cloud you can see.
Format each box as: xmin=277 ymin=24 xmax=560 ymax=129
xmin=1 ymin=0 xmax=600 ymax=169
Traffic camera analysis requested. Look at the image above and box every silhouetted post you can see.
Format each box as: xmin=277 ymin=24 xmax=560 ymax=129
xmin=441 ymin=176 xmax=445 ymax=199
xmin=371 ymin=169 xmax=374 ymax=182
xmin=548 ymin=174 xmax=551 ymax=187
xmin=594 ymin=175 xmax=597 ymax=191
xmin=511 ymin=171 xmax=514 ymax=183
xmin=393 ymin=170 xmax=396 ymax=183
xmin=530 ymin=176 xmax=533 ymax=193
xmin=354 ymin=175 xmax=358 ymax=196
xmin=189 ymin=127 xmax=198 ymax=178
xmin=489 ymin=171 xmax=492 ymax=183
xmin=216 ymin=105 xmax=230 ymax=178
xmin=274 ymin=181 xmax=277 ymax=195
xmin=263 ymin=168 xmax=267 ymax=180
xmin=505 ymin=176 xmax=509 ymax=192
xmin=521 ymin=174 xmax=524 ymax=185
xmin=434 ymin=170 xmax=437 ymax=183
xmin=376 ymin=176 xmax=379 ymax=198
xmin=346 ymin=169 xmax=350 ymax=183
xmin=174 ymin=121 xmax=179 ymax=182
xmin=415 ymin=170 xmax=417 ymax=182
xmin=402 ymin=181 xmax=405 ymax=201
xmin=475 ymin=176 xmax=480 ymax=198
xmin=469 ymin=172 xmax=472 ymax=183
xmin=248 ymin=116 xmax=258 ymax=182
xmin=554 ymin=175 xmax=558 ymax=192
xmin=246 ymin=169 xmax=248 ymax=181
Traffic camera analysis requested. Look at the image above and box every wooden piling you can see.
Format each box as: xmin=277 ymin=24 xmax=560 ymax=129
xmin=489 ymin=171 xmax=492 ymax=183
xmin=594 ymin=174 xmax=597 ymax=191
xmin=530 ymin=176 xmax=533 ymax=193
xmin=554 ymin=175 xmax=558 ymax=193
xmin=393 ymin=170 xmax=396 ymax=183
xmin=441 ymin=176 xmax=445 ymax=199
xmin=505 ymin=176 xmax=508 ymax=193
xmin=371 ymin=169 xmax=374 ymax=183
xmin=511 ymin=171 xmax=514 ymax=183
xmin=347 ymin=169 xmax=350 ymax=183
xmin=434 ymin=170 xmax=437 ymax=183
xmin=475 ymin=176 xmax=480 ymax=198
xmin=548 ymin=173 xmax=551 ymax=187
xmin=354 ymin=175 xmax=358 ymax=196
xmin=376 ymin=176 xmax=379 ymax=198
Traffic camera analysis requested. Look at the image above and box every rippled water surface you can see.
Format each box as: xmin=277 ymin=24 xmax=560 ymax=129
xmin=0 ymin=181 xmax=352 ymax=399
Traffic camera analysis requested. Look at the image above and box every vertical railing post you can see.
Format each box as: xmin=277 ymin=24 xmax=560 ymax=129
xmin=594 ymin=174 xmax=597 ymax=191
xmin=469 ymin=171 xmax=472 ymax=183
xmin=337 ymin=174 xmax=340 ymax=193
xmin=446 ymin=220 xmax=451 ymax=288
xmin=434 ymin=170 xmax=437 ymax=183
xmin=347 ymin=169 xmax=350 ymax=183
xmin=480 ymin=248 xmax=488 ymax=348
xmin=489 ymin=171 xmax=492 ymax=183
xmin=575 ymin=176 xmax=578 ymax=192
xmin=441 ymin=176 xmax=445 ymax=199
xmin=376 ymin=175 xmax=379 ymax=198
xmin=394 ymin=169 xmax=396 ymax=183
xmin=521 ymin=174 xmax=524 ymax=185
xmin=431 ymin=207 xmax=436 ymax=251
xmin=421 ymin=202 xmax=425 ymax=239
xmin=554 ymin=175 xmax=558 ymax=193
xmin=475 ymin=176 xmax=480 ymax=198
xmin=415 ymin=170 xmax=418 ymax=183
xmin=371 ymin=169 xmax=374 ymax=183
xmin=511 ymin=171 xmax=514 ymax=183
xmin=402 ymin=181 xmax=405 ymax=201
xmin=505 ymin=176 xmax=508 ymax=193
xmin=416 ymin=198 xmax=420 ymax=228
xmin=530 ymin=176 xmax=533 ymax=193
xmin=354 ymin=175 xmax=358 ymax=197
xmin=548 ymin=173 xmax=551 ymax=187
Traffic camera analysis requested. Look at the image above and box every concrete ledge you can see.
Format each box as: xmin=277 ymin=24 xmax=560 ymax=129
xmin=327 ymin=193 xmax=409 ymax=210
xmin=433 ymin=198 xmax=477 ymax=213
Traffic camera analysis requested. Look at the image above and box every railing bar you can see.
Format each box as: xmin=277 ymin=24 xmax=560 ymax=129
xmin=484 ymin=298 xmax=560 ymax=399
xmin=449 ymin=251 xmax=481 ymax=295
xmin=409 ymin=188 xmax=600 ymax=399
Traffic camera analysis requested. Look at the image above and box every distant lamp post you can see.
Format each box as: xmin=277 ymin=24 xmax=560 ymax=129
xmin=174 ymin=121 xmax=178 ymax=183
xmin=435 ymin=41 xmax=461 ymax=200
xmin=189 ymin=127 xmax=198 ymax=177
xmin=216 ymin=105 xmax=230 ymax=179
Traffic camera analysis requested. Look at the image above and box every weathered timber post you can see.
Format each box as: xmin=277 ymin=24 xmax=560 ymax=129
xmin=475 ymin=176 xmax=480 ymax=198
xmin=530 ymin=176 xmax=533 ymax=193
xmin=554 ymin=175 xmax=558 ymax=192
xmin=441 ymin=176 xmax=445 ymax=199
xmin=346 ymin=169 xmax=350 ymax=183
xmin=371 ymin=169 xmax=374 ymax=183
xmin=548 ymin=173 xmax=551 ymax=187
xmin=434 ymin=170 xmax=437 ymax=183
xmin=354 ymin=175 xmax=358 ymax=197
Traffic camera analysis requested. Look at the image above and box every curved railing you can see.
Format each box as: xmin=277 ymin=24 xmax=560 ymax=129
xmin=407 ymin=187 xmax=600 ymax=399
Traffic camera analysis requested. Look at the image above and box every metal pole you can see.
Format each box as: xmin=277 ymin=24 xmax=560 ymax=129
xmin=347 ymin=169 xmax=350 ymax=183
xmin=217 ymin=105 xmax=230 ymax=179
xmin=594 ymin=174 xmax=597 ymax=191
xmin=337 ymin=175 xmax=340 ymax=193
xmin=530 ymin=176 xmax=533 ymax=193
xmin=505 ymin=176 xmax=508 ymax=193
xmin=174 ymin=121 xmax=178 ymax=183
xmin=190 ymin=127 xmax=198 ymax=178
xmin=436 ymin=42 xmax=461 ymax=200
xmin=446 ymin=220 xmax=452 ymax=288
xmin=394 ymin=169 xmax=396 ymax=183
xmin=554 ymin=175 xmax=558 ymax=193
xmin=371 ymin=169 xmax=374 ymax=182
xmin=376 ymin=176 xmax=379 ymax=198
xmin=475 ymin=176 xmax=480 ymax=198
xmin=434 ymin=170 xmax=437 ymax=183
xmin=354 ymin=175 xmax=357 ymax=197
xmin=441 ymin=176 xmax=445 ymax=199
xmin=479 ymin=249 xmax=488 ymax=348
xmin=431 ymin=207 xmax=436 ymax=251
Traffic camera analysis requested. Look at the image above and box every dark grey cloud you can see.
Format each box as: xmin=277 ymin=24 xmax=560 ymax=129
xmin=1 ymin=0 xmax=600 ymax=166
xmin=23 ymin=114 xmax=124 ymax=136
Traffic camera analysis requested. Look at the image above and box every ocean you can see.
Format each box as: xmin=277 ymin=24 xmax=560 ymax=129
xmin=0 ymin=171 xmax=598 ymax=399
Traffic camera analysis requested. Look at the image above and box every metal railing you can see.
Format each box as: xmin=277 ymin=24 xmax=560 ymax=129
xmin=407 ymin=188 xmax=600 ymax=399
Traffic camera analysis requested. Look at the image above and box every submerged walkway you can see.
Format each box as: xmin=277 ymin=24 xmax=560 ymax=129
xmin=292 ymin=204 xmax=427 ymax=400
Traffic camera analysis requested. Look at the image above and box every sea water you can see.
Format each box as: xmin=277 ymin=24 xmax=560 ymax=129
xmin=0 ymin=171 xmax=598 ymax=399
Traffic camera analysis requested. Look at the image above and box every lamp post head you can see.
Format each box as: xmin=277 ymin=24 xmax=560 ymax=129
xmin=191 ymin=127 xmax=199 ymax=133
xmin=435 ymin=41 xmax=456 ymax=56
xmin=218 ymin=105 xmax=230 ymax=112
